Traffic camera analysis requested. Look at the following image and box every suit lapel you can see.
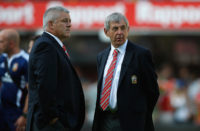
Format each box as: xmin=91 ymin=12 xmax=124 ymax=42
xmin=98 ymin=47 xmax=110 ymax=84
xmin=97 ymin=47 xmax=110 ymax=102
xmin=118 ymin=41 xmax=135 ymax=88
xmin=43 ymin=32 xmax=80 ymax=80
xmin=43 ymin=32 xmax=70 ymax=61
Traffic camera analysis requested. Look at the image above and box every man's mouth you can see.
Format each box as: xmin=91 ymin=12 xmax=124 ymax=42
xmin=116 ymin=37 xmax=123 ymax=41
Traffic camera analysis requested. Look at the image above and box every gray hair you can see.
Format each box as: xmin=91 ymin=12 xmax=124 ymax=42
xmin=104 ymin=12 xmax=129 ymax=30
xmin=43 ymin=6 xmax=70 ymax=30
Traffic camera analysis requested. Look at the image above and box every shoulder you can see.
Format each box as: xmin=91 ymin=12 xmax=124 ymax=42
xmin=32 ymin=34 xmax=56 ymax=55
xmin=20 ymin=50 xmax=29 ymax=61
xmin=97 ymin=47 xmax=110 ymax=58
xmin=0 ymin=54 xmax=6 ymax=67
xmin=127 ymin=41 xmax=151 ymax=56
xmin=35 ymin=34 xmax=52 ymax=47
xmin=30 ymin=36 xmax=58 ymax=61
xmin=128 ymin=41 xmax=149 ymax=52
xmin=0 ymin=53 xmax=7 ymax=61
xmin=11 ymin=51 xmax=29 ymax=66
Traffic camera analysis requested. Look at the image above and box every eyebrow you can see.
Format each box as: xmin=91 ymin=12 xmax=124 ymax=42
xmin=112 ymin=25 xmax=126 ymax=28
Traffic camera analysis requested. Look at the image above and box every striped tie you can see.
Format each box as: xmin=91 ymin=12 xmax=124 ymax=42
xmin=100 ymin=49 xmax=118 ymax=111
xmin=62 ymin=45 xmax=70 ymax=58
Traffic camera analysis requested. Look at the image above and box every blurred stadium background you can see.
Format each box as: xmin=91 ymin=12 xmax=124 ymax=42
xmin=1 ymin=0 xmax=200 ymax=131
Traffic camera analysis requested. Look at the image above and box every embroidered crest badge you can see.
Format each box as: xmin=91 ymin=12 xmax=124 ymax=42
xmin=131 ymin=75 xmax=137 ymax=84
xmin=12 ymin=63 xmax=18 ymax=72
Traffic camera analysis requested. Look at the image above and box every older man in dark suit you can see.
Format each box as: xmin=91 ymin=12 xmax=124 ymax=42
xmin=26 ymin=6 xmax=85 ymax=131
xmin=92 ymin=12 xmax=159 ymax=131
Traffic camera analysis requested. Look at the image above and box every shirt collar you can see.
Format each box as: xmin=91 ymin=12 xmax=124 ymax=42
xmin=4 ymin=50 xmax=23 ymax=59
xmin=111 ymin=39 xmax=128 ymax=55
xmin=45 ymin=31 xmax=64 ymax=48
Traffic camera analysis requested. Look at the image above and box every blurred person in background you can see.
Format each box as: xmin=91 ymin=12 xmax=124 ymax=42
xmin=0 ymin=29 xmax=29 ymax=131
xmin=83 ymin=81 xmax=97 ymax=130
xmin=27 ymin=6 xmax=85 ymax=131
xmin=92 ymin=12 xmax=159 ymax=131
xmin=170 ymin=66 xmax=192 ymax=124
xmin=157 ymin=65 xmax=193 ymax=124
xmin=157 ymin=63 xmax=175 ymax=124
xmin=188 ymin=76 xmax=200 ymax=125
xmin=27 ymin=35 xmax=40 ymax=54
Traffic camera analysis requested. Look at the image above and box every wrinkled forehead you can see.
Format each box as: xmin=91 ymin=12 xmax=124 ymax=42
xmin=109 ymin=20 xmax=127 ymax=27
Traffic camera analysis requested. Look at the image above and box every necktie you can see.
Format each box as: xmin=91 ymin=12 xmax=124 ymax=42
xmin=100 ymin=49 xmax=118 ymax=111
xmin=62 ymin=45 xmax=70 ymax=58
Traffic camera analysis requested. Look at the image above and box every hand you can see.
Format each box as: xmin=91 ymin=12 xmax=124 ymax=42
xmin=49 ymin=117 xmax=59 ymax=125
xmin=14 ymin=116 xmax=26 ymax=131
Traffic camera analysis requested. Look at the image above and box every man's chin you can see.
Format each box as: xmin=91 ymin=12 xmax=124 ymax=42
xmin=112 ymin=42 xmax=124 ymax=48
xmin=117 ymin=41 xmax=125 ymax=46
xmin=65 ymin=34 xmax=70 ymax=38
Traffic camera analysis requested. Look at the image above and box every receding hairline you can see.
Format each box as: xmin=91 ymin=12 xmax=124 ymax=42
xmin=0 ymin=29 xmax=20 ymax=44
xmin=104 ymin=12 xmax=129 ymax=30
xmin=43 ymin=6 xmax=70 ymax=30
xmin=43 ymin=6 xmax=70 ymax=18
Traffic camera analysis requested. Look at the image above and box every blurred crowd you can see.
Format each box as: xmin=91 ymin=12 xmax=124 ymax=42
xmin=155 ymin=63 xmax=200 ymax=125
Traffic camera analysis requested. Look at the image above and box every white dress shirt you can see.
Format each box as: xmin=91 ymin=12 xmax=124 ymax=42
xmin=102 ymin=40 xmax=128 ymax=109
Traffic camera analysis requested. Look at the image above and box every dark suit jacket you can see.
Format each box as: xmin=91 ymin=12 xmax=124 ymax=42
xmin=26 ymin=32 xmax=85 ymax=131
xmin=93 ymin=41 xmax=159 ymax=131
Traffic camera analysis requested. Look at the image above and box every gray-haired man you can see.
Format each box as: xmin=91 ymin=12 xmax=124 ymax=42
xmin=26 ymin=6 xmax=85 ymax=131
xmin=92 ymin=12 xmax=159 ymax=131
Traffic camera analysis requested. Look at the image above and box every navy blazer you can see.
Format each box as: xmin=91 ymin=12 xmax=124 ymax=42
xmin=26 ymin=32 xmax=85 ymax=131
xmin=93 ymin=41 xmax=159 ymax=131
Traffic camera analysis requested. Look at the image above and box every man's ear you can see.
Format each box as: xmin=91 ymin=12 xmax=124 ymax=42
xmin=48 ymin=21 xmax=54 ymax=30
xmin=127 ymin=26 xmax=130 ymax=32
xmin=104 ymin=28 xmax=109 ymax=37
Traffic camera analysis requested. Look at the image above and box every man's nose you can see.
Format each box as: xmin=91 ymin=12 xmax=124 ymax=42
xmin=66 ymin=22 xmax=71 ymax=27
xmin=116 ymin=29 xmax=123 ymax=34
